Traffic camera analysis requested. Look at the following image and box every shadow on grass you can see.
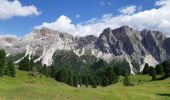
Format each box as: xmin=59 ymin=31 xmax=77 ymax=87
xmin=156 ymin=93 xmax=170 ymax=97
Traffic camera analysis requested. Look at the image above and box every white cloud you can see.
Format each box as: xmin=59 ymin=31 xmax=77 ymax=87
xmin=76 ymin=14 xmax=80 ymax=18
xmin=35 ymin=0 xmax=170 ymax=37
xmin=0 ymin=0 xmax=40 ymax=20
xmin=34 ymin=15 xmax=76 ymax=34
xmin=119 ymin=5 xmax=137 ymax=15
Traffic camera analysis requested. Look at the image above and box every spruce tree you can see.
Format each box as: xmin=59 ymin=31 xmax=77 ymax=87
xmin=0 ymin=49 xmax=6 ymax=76
xmin=149 ymin=67 xmax=156 ymax=80
xmin=88 ymin=74 xmax=94 ymax=85
xmin=8 ymin=60 xmax=16 ymax=77
xmin=143 ymin=63 xmax=150 ymax=75
xmin=55 ymin=68 xmax=68 ymax=83
xmin=41 ymin=64 xmax=49 ymax=78
xmin=113 ymin=66 xmax=122 ymax=76
xmin=30 ymin=59 xmax=34 ymax=70
xmin=82 ymin=75 xmax=88 ymax=87
xmin=105 ymin=67 xmax=118 ymax=84
xmin=102 ymin=76 xmax=109 ymax=86
xmin=19 ymin=56 xmax=31 ymax=71
xmin=67 ymin=70 xmax=73 ymax=86
xmin=162 ymin=61 xmax=170 ymax=78
xmin=4 ymin=66 xmax=10 ymax=76
xmin=73 ymin=74 xmax=78 ymax=87
xmin=49 ymin=65 xmax=56 ymax=78
xmin=91 ymin=77 xmax=97 ymax=88
xmin=78 ymin=74 xmax=82 ymax=87
xmin=155 ymin=64 xmax=164 ymax=75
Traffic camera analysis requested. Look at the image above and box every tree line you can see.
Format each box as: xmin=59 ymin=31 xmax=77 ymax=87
xmin=0 ymin=49 xmax=15 ymax=77
xmin=142 ymin=61 xmax=170 ymax=80
xmin=18 ymin=55 xmax=132 ymax=87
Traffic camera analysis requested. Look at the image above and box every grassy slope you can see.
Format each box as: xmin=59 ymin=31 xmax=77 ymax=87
xmin=0 ymin=70 xmax=169 ymax=100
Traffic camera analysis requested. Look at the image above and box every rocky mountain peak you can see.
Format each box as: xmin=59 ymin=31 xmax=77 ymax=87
xmin=1 ymin=26 xmax=170 ymax=74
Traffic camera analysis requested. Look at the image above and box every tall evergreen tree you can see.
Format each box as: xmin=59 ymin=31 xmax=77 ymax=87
xmin=0 ymin=49 xmax=6 ymax=76
xmin=49 ymin=65 xmax=56 ymax=78
xmin=19 ymin=56 xmax=31 ymax=71
xmin=82 ymin=75 xmax=88 ymax=87
xmin=73 ymin=74 xmax=79 ymax=87
xmin=102 ymin=76 xmax=109 ymax=86
xmin=105 ymin=67 xmax=118 ymax=84
xmin=155 ymin=64 xmax=164 ymax=75
xmin=7 ymin=60 xmax=16 ymax=77
xmin=4 ymin=66 xmax=10 ymax=76
xmin=78 ymin=74 xmax=82 ymax=87
xmin=91 ymin=77 xmax=97 ymax=88
xmin=55 ymin=68 xmax=68 ymax=83
xmin=91 ymin=59 xmax=108 ymax=70
xmin=143 ymin=63 xmax=150 ymax=75
xmin=67 ymin=70 xmax=73 ymax=86
xmin=149 ymin=67 xmax=156 ymax=80
xmin=41 ymin=64 xmax=49 ymax=78
xmin=30 ymin=58 xmax=34 ymax=70
xmin=162 ymin=61 xmax=170 ymax=78
xmin=88 ymin=74 xmax=94 ymax=85
xmin=113 ymin=66 xmax=122 ymax=76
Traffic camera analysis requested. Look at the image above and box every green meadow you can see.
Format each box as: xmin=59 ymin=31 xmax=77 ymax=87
xmin=0 ymin=70 xmax=169 ymax=100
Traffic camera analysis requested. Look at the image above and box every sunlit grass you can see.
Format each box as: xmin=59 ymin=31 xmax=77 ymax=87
xmin=0 ymin=70 xmax=169 ymax=100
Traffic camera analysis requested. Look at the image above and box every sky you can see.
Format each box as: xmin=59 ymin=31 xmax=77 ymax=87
xmin=0 ymin=0 xmax=170 ymax=37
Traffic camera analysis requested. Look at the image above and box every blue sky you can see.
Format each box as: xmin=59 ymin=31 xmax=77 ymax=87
xmin=1 ymin=0 xmax=170 ymax=37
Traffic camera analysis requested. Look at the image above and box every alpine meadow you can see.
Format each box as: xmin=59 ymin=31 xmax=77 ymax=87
xmin=0 ymin=0 xmax=170 ymax=100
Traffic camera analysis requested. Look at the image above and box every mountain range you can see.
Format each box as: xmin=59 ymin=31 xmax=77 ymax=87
xmin=0 ymin=26 xmax=170 ymax=74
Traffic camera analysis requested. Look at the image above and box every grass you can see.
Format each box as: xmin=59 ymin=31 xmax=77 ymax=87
xmin=0 ymin=70 xmax=169 ymax=100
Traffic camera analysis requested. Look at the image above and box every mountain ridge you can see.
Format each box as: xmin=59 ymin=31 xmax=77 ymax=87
xmin=0 ymin=26 xmax=170 ymax=74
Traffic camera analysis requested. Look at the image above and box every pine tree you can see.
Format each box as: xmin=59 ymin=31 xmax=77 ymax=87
xmin=113 ymin=66 xmax=122 ymax=76
xmin=143 ymin=63 xmax=150 ymax=75
xmin=4 ymin=66 xmax=10 ymax=76
xmin=162 ymin=61 xmax=170 ymax=78
xmin=91 ymin=59 xmax=108 ymax=70
xmin=78 ymin=74 xmax=82 ymax=87
xmin=67 ymin=70 xmax=73 ymax=86
xmin=30 ymin=59 xmax=34 ymax=70
xmin=102 ymin=76 xmax=109 ymax=86
xmin=8 ymin=60 xmax=16 ymax=77
xmin=49 ymin=65 xmax=56 ymax=78
xmin=41 ymin=64 xmax=49 ymax=78
xmin=82 ymin=75 xmax=88 ymax=87
xmin=0 ymin=49 xmax=6 ymax=76
xmin=55 ymin=68 xmax=68 ymax=83
xmin=88 ymin=74 xmax=94 ymax=85
xmin=91 ymin=77 xmax=97 ymax=88
xmin=73 ymin=74 xmax=78 ymax=87
xmin=149 ymin=67 xmax=156 ymax=80
xmin=105 ymin=67 xmax=118 ymax=84
xmin=155 ymin=64 xmax=164 ymax=75
xmin=19 ymin=56 xmax=31 ymax=71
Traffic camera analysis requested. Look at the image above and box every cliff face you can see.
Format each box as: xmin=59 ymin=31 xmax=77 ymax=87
xmin=1 ymin=26 xmax=170 ymax=74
